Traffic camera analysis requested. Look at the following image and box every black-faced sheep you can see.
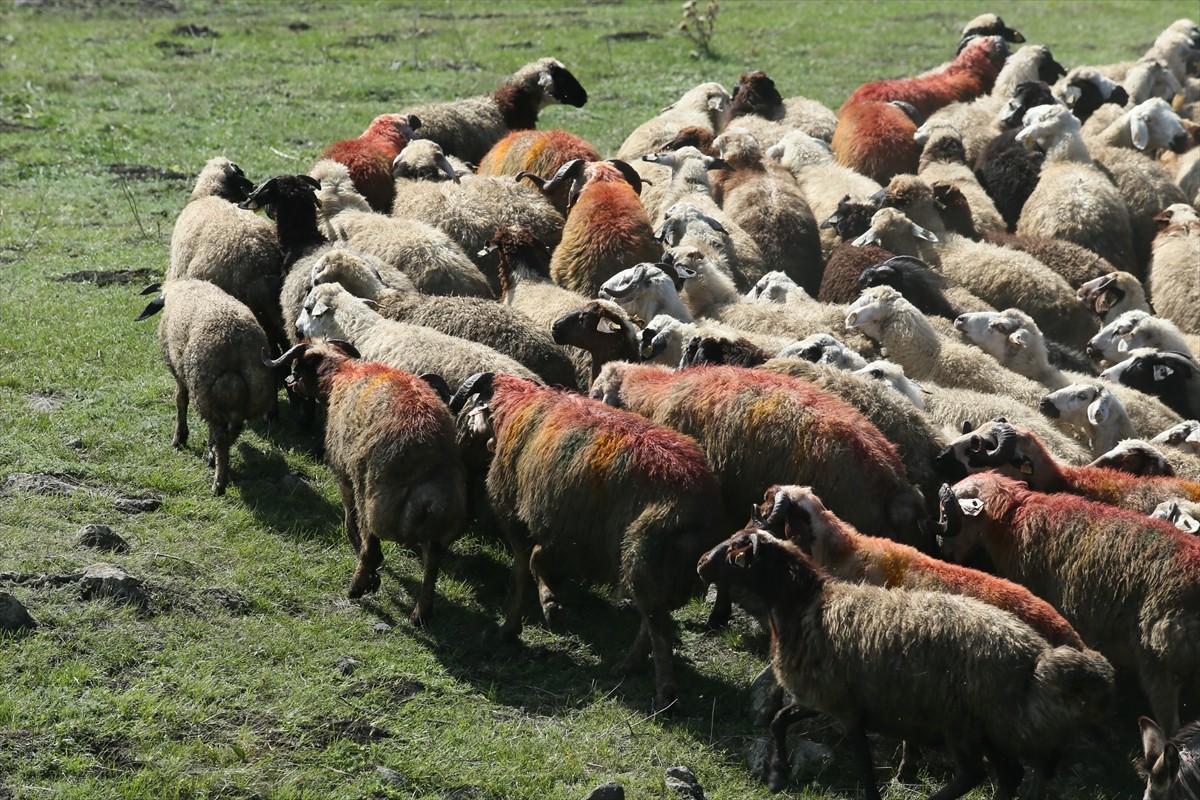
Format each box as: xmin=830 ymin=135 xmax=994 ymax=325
xmin=399 ymin=57 xmax=587 ymax=164
xmin=913 ymin=120 xmax=1007 ymax=234
xmin=136 ymin=280 xmax=277 ymax=496
xmin=267 ymin=340 xmax=466 ymax=624
xmin=697 ymin=530 xmax=1113 ymax=799
xmin=549 ymin=300 xmax=643 ymax=387
xmin=448 ymin=372 xmax=728 ymax=710
xmin=726 ymin=70 xmax=839 ymax=145
xmin=928 ymin=471 xmax=1200 ymax=733
xmin=1101 ymin=348 xmax=1200 ymax=419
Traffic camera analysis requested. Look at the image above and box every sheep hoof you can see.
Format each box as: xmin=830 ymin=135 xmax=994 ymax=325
xmin=347 ymin=572 xmax=380 ymax=599
xmin=212 ymin=481 xmax=226 ymax=496
xmin=541 ymin=601 xmax=573 ymax=631
xmin=499 ymin=622 xmax=522 ymax=641
xmin=172 ymin=437 xmax=186 ymax=449
xmin=409 ymin=606 xmax=431 ymax=627
xmin=654 ymin=686 xmax=679 ymax=715
xmin=767 ymin=765 xmax=789 ymax=793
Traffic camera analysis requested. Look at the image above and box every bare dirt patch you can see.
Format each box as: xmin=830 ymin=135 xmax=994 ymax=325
xmin=56 ymin=267 xmax=157 ymax=286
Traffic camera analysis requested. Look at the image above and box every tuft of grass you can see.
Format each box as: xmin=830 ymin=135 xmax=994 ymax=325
xmin=0 ymin=1 xmax=1191 ymax=798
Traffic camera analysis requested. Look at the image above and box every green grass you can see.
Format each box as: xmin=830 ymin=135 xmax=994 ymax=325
xmin=0 ymin=1 xmax=1192 ymax=798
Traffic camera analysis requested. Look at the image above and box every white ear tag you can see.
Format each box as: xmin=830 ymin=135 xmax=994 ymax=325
xmin=958 ymin=498 xmax=984 ymax=516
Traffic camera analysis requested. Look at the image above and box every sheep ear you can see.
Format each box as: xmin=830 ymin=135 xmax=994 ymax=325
xmin=1140 ymin=717 xmax=1167 ymax=762
xmin=851 ymin=229 xmax=880 ymax=247
xmin=731 ymin=533 xmax=759 ymax=567
xmin=1153 ymin=364 xmax=1175 ymax=381
xmin=1087 ymin=393 xmax=1111 ymax=425
xmin=765 ymin=143 xmax=784 ymax=160
xmin=1007 ymin=329 xmax=1030 ymax=350
xmin=958 ymin=498 xmax=984 ymax=517
xmin=1117 ymin=337 xmax=1130 ymax=353
xmin=910 ymin=223 xmax=939 ymax=242
xmin=1182 ymin=517 xmax=1200 ymax=535
xmin=538 ymin=70 xmax=554 ymax=90
xmin=1131 ymin=114 xmax=1150 ymax=151
xmin=707 ymin=95 xmax=727 ymax=112
xmin=311 ymin=301 xmax=329 ymax=317
xmin=1061 ymin=85 xmax=1082 ymax=107
xmin=596 ymin=317 xmax=619 ymax=335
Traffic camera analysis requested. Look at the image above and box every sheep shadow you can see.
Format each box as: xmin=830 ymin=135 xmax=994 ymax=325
xmin=233 ymin=441 xmax=341 ymax=544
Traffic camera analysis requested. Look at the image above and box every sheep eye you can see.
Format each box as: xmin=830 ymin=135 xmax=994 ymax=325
xmin=869 ymin=369 xmax=882 ymax=378
xmin=1075 ymin=393 xmax=1087 ymax=400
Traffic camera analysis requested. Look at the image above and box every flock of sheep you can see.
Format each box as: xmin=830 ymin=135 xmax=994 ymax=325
xmin=142 ymin=12 xmax=1200 ymax=800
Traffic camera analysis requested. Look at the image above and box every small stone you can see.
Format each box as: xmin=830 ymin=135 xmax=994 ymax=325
xmin=372 ymin=622 xmax=392 ymax=634
xmin=66 ymin=438 xmax=84 ymax=449
xmin=334 ymin=655 xmax=360 ymax=675
xmin=79 ymin=563 xmax=147 ymax=608
xmin=746 ymin=735 xmax=833 ymax=785
xmin=77 ymin=524 xmax=129 ymax=553
xmin=374 ymin=766 xmax=408 ymax=787
xmin=749 ymin=664 xmax=789 ymax=724
xmin=0 ymin=592 xmax=37 ymax=632
xmin=582 ymin=781 xmax=624 ymax=800
xmin=665 ymin=766 xmax=706 ymax=800
xmin=114 ymin=496 xmax=161 ymax=514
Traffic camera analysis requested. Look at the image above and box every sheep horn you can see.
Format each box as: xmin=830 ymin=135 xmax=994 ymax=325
xmin=327 ymin=339 xmax=361 ymax=359
xmin=135 ymin=297 xmax=164 ymax=322
xmin=977 ymin=424 xmax=1018 ymax=465
xmin=515 ymin=171 xmax=546 ymax=190
xmin=139 ymin=282 xmax=162 ymax=296
xmin=755 ymin=490 xmax=790 ymax=532
xmin=435 ymin=153 xmax=460 ymax=184
xmin=448 ymin=372 xmax=495 ymax=414
xmin=262 ymin=342 xmax=309 ymax=370
xmin=418 ymin=373 xmax=452 ymax=404
xmin=540 ymin=159 xmax=586 ymax=194
xmin=606 ymin=159 xmax=643 ymax=195
xmin=881 ymin=255 xmax=929 ymax=270
xmin=923 ymin=484 xmax=964 ymax=538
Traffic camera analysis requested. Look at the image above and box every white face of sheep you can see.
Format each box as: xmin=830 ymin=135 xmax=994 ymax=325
xmin=1040 ymin=384 xmax=1113 ymax=430
xmin=599 ymin=265 xmax=680 ymax=325
xmin=1087 ymin=311 xmax=1156 ymax=364
xmin=844 ymin=288 xmax=897 ymax=342
xmin=850 ymin=207 xmax=938 ymax=250
xmin=296 ymin=285 xmax=349 ymax=340
xmin=854 ymin=361 xmax=926 ymax=410
xmin=953 ymin=311 xmax=1033 ymax=364
xmin=1150 ymin=500 xmax=1200 ymax=534
xmin=1124 ymin=98 xmax=1188 ymax=151
xmin=1016 ymin=104 xmax=1079 ymax=151
xmin=747 ymin=271 xmax=804 ymax=305
xmin=1151 ymin=420 xmax=1200 ymax=455
xmin=764 ymin=131 xmax=831 ymax=169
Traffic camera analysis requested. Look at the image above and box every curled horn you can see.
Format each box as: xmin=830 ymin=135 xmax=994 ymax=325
xmin=540 ymin=158 xmax=586 ymax=194
xmin=979 ymin=423 xmax=1018 ymax=465
xmin=515 ymin=171 xmax=546 ymax=190
xmin=448 ymin=371 xmax=495 ymax=414
xmin=326 ymin=339 xmax=361 ymax=359
xmin=754 ymin=489 xmax=790 ymax=532
xmin=881 ymin=255 xmax=930 ymax=270
xmin=656 ymin=261 xmax=689 ymax=291
xmin=922 ymin=484 xmax=963 ymax=539
xmin=606 ymin=159 xmax=644 ymax=195
xmin=262 ymin=342 xmax=309 ymax=370
xmin=602 ymin=265 xmax=647 ymax=299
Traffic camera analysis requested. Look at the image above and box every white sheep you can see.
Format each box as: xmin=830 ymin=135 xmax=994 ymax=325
xmin=1087 ymin=310 xmax=1199 ymax=366
xmin=655 ymin=201 xmax=763 ymax=289
xmin=1147 ymin=204 xmax=1200 ymax=335
xmin=1076 ymin=271 xmax=1151 ymax=325
xmin=615 ymin=82 xmax=731 ymax=161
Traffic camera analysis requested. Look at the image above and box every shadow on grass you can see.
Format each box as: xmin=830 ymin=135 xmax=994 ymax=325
xmin=234 ymin=438 xmax=341 ymax=545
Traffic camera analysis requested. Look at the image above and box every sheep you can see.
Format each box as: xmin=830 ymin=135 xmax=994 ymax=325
xmin=1077 ymin=271 xmax=1151 ymax=325
xmin=615 ymin=82 xmax=731 ymax=162
xmin=780 ymin=332 xmax=870 ymax=371
xmin=168 ymin=157 xmax=288 ymax=355
xmin=913 ymin=121 xmax=1007 ymax=234
xmin=1040 ymin=381 xmax=1184 ymax=460
xmin=815 ymin=236 xmax=902 ymax=305
xmin=1013 ymin=104 xmax=1139 ymax=274
xmin=237 ymin=172 xmax=326 ymax=273
xmin=853 ymin=254 xmax=975 ymax=319
xmin=709 ymin=128 xmax=824 ymax=294
xmin=1101 ymin=348 xmax=1200 ymax=419
xmin=1153 ymin=419 xmax=1200 ymax=458
xmin=296 ymin=282 xmax=539 ymax=389
xmin=935 ymin=419 xmax=1200 ymax=515
xmin=954 ymin=308 xmax=1182 ymax=436
xmin=308 ymin=244 xmax=579 ymax=390
xmin=1151 ymin=500 xmax=1200 ymax=534
xmin=389 ymin=140 xmax=565 ymax=294
xmin=1088 ymin=311 xmax=1199 ymax=366
xmin=1089 ymin=439 xmax=1200 ymax=483
xmin=924 ymin=43 xmax=1065 ymax=164
xmin=306 ymin=159 xmax=493 ymax=299
xmin=854 ymin=358 xmax=1091 ymax=463
xmin=638 ymin=313 xmax=793 ymax=370
xmin=697 ymin=530 xmax=1114 ymax=799
xmin=320 ymin=112 xmax=420 ymax=212
xmin=1139 ymin=716 xmax=1200 ymax=799
xmin=764 ymin=130 xmax=882 ymax=260
xmin=1148 ymin=203 xmax=1200 ymax=335
xmin=1055 ymin=67 xmax=1129 ymax=125
xmin=866 ymin=181 xmax=1099 ymax=348
xmin=726 ymin=70 xmax=839 ymax=145
xmin=830 ymin=100 xmax=921 ymax=185
xmin=971 ymin=85 xmax=1053 ymax=232
xmin=476 ymin=128 xmax=601 ymax=180
xmin=841 ymin=35 xmax=1010 ymax=118
xmin=135 ymin=280 xmax=277 ymax=496
xmin=549 ymin=300 xmax=644 ymax=387
xmin=677 ymin=333 xmax=772 ymax=370
xmin=654 ymin=201 xmax=763 ymax=289
xmin=398 ymin=58 xmax=587 ymax=164
xmin=1091 ymin=19 xmax=1199 ymax=87
xmin=927 ymin=471 xmax=1200 ymax=733
xmin=266 ymin=340 xmax=465 ymax=624
xmin=447 ymin=372 xmax=728 ymax=710
xmin=521 ymin=159 xmax=661 ymax=298
xmin=589 ymin=361 xmax=928 ymax=547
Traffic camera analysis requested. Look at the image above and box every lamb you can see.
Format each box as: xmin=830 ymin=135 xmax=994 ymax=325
xmin=1089 ymin=439 xmax=1200 ymax=483
xmin=913 ymin=120 xmax=1007 ymax=234
xmin=840 ymin=34 xmax=1010 ymax=118
xmin=615 ymin=82 xmax=731 ymax=162
xmin=709 ymin=128 xmax=824 ymax=294
xmin=320 ymin=113 xmax=420 ymax=212
xmin=398 ymin=57 xmax=587 ymax=164
xmin=954 ymin=308 xmax=1181 ymax=437
xmin=447 ymin=372 xmax=728 ymax=710
xmin=266 ymin=340 xmax=465 ymax=624
xmin=296 ymin=282 xmax=540 ymax=389
xmin=1013 ymin=104 xmax=1139 ymax=275
xmin=476 ymin=128 xmax=601 ymax=180
xmin=928 ymin=471 xmax=1200 ymax=733
xmin=589 ymin=361 xmax=928 ymax=547
xmin=764 ymin=130 xmax=882 ymax=260
xmin=854 ymin=358 xmax=1091 ymax=463
xmin=1148 ymin=203 xmax=1200 ymax=335
xmin=307 ymin=159 xmax=492 ymax=298
xmin=697 ymin=530 xmax=1114 ymax=799
xmin=168 ymin=157 xmax=287 ymax=354
xmin=935 ymin=419 xmax=1200 ymax=515
xmin=1139 ymin=716 xmax=1200 ymax=799
xmin=308 ymin=244 xmax=579 ymax=390
xmin=1040 ymin=382 xmax=1181 ymax=458
xmin=135 ymin=280 xmax=278 ymax=496
xmin=523 ymin=159 xmax=660 ymax=298
xmin=1088 ymin=311 xmax=1199 ymax=366
xmin=1101 ymin=348 xmax=1200 ymax=419
xmin=1077 ymin=271 xmax=1151 ymax=325
xmin=389 ymin=139 xmax=565 ymax=294
xmin=829 ymin=100 xmax=921 ymax=184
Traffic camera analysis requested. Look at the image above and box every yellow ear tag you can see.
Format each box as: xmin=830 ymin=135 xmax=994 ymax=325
xmin=1020 ymin=461 xmax=1033 ymax=475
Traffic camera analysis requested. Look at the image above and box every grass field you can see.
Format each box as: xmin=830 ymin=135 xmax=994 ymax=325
xmin=0 ymin=1 xmax=1194 ymax=798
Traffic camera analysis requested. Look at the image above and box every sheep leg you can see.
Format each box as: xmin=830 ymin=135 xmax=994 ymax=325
xmin=529 ymin=543 xmax=570 ymax=630
xmin=613 ymin=618 xmax=651 ymax=676
xmin=172 ymin=379 xmax=189 ymax=448
xmin=982 ymin=743 xmax=1024 ymax=800
xmin=210 ymin=427 xmax=231 ymax=496
xmin=336 ymin=480 xmax=362 ymax=553
xmin=766 ymin=703 xmax=809 ymax=793
xmin=1139 ymin=662 xmax=1180 ymax=734
xmin=844 ymin=725 xmax=883 ymax=800
xmin=896 ymin=740 xmax=922 ymax=784
xmin=348 ymin=534 xmax=383 ymax=599
xmin=501 ymin=534 xmax=533 ymax=640
xmin=704 ymin=580 xmax=733 ymax=630
xmin=643 ymin=605 xmax=678 ymax=713
xmin=410 ymin=538 xmax=447 ymax=627
xmin=1020 ymin=753 xmax=1059 ymax=800
xmin=926 ymin=747 xmax=986 ymax=800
